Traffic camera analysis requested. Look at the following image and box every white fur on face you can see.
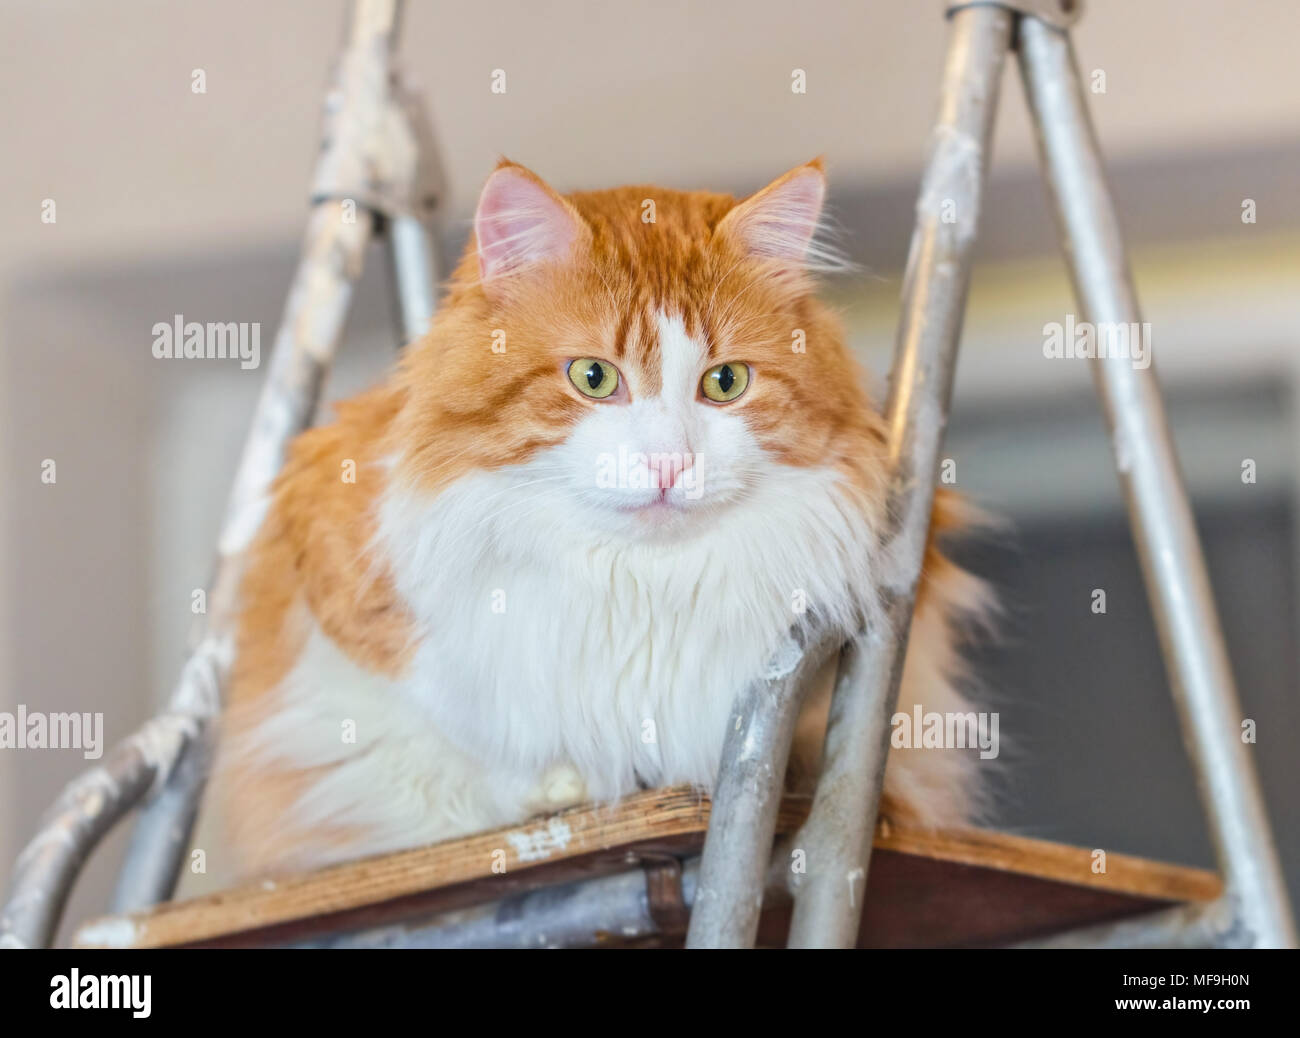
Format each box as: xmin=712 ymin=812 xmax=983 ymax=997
xmin=556 ymin=312 xmax=765 ymax=539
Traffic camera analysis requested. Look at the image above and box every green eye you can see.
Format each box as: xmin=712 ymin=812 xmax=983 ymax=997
xmin=567 ymin=358 xmax=620 ymax=399
xmin=701 ymin=362 xmax=749 ymax=403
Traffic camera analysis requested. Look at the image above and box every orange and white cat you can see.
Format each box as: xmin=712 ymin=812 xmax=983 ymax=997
xmin=212 ymin=159 xmax=991 ymax=876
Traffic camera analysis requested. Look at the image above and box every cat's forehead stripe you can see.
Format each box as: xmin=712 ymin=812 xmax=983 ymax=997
xmin=611 ymin=307 xmax=710 ymax=400
xmin=612 ymin=309 xmax=660 ymax=395
xmin=611 ymin=309 xmax=634 ymax=362
xmin=635 ymin=309 xmax=660 ymax=384
xmin=655 ymin=311 xmax=708 ymax=401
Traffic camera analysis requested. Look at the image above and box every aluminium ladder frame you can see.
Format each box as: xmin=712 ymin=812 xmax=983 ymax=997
xmin=1 ymin=0 xmax=1293 ymax=951
xmin=0 ymin=0 xmax=445 ymax=947
xmin=687 ymin=0 xmax=1296 ymax=950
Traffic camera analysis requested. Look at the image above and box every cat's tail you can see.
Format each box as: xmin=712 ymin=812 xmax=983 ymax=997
xmin=882 ymin=487 xmax=1004 ymax=829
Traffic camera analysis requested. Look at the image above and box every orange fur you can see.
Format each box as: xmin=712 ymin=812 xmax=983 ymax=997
xmin=213 ymin=159 xmax=986 ymax=877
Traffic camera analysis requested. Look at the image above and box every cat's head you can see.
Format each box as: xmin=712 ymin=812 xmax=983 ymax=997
xmin=394 ymin=159 xmax=884 ymax=541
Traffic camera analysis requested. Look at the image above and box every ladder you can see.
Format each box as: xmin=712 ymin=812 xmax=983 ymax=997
xmin=2 ymin=0 xmax=1293 ymax=950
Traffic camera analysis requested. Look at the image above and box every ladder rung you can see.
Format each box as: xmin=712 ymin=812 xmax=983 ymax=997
xmin=72 ymin=786 xmax=1219 ymax=949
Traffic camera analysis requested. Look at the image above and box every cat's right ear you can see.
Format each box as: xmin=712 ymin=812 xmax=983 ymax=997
xmin=473 ymin=161 xmax=587 ymax=286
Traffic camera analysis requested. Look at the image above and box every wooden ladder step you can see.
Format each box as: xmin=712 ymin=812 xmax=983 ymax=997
xmin=73 ymin=785 xmax=1220 ymax=948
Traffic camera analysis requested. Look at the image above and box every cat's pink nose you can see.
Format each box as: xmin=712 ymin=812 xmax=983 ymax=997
xmin=651 ymin=454 xmax=688 ymax=490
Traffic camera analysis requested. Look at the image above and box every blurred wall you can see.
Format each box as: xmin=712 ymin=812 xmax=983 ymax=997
xmin=3 ymin=0 xmax=1300 ymax=282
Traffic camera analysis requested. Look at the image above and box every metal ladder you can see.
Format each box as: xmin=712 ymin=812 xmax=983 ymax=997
xmin=1 ymin=0 xmax=1293 ymax=950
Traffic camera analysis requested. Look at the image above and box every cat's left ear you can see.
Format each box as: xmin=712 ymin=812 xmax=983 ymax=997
xmin=716 ymin=159 xmax=828 ymax=268
xmin=473 ymin=160 xmax=588 ymax=286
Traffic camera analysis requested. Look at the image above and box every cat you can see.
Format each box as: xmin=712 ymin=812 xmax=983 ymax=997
xmin=210 ymin=158 xmax=993 ymax=877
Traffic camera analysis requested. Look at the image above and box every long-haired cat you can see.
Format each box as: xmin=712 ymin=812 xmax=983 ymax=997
xmin=212 ymin=158 xmax=992 ymax=877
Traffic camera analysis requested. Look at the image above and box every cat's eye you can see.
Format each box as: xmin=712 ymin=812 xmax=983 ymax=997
xmin=701 ymin=362 xmax=750 ymax=403
xmin=567 ymin=358 xmax=620 ymax=400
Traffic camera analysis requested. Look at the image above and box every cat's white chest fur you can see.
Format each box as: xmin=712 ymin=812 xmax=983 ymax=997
xmin=239 ymin=455 xmax=870 ymax=860
xmin=383 ymin=457 xmax=875 ymax=790
xmin=234 ymin=453 xmax=980 ymax=873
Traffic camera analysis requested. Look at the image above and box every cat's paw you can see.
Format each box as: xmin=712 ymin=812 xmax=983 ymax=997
xmin=524 ymin=763 xmax=589 ymax=815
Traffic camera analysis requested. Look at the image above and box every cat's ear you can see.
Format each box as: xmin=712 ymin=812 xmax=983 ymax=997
xmin=716 ymin=159 xmax=829 ymax=269
xmin=473 ymin=161 xmax=586 ymax=284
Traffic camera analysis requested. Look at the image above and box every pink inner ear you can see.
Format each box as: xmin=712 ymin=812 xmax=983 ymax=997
xmin=729 ymin=168 xmax=826 ymax=263
xmin=474 ymin=169 xmax=579 ymax=282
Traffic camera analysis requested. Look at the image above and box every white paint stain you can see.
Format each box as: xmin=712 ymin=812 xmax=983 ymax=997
xmin=761 ymin=633 xmax=804 ymax=680
xmin=846 ymin=867 xmax=866 ymax=908
xmin=506 ymin=818 xmax=573 ymax=862
xmin=75 ymin=916 xmax=139 ymax=949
